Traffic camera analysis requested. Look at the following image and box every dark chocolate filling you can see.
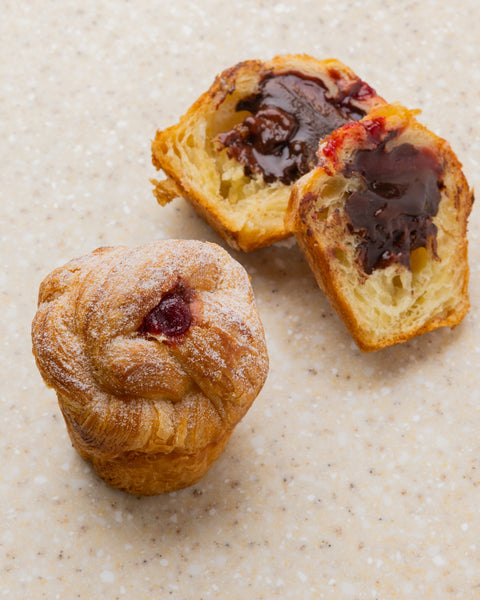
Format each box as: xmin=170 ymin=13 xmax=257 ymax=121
xmin=217 ymin=71 xmax=372 ymax=185
xmin=343 ymin=140 xmax=444 ymax=274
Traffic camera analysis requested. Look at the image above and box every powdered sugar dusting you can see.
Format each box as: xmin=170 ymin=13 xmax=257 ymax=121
xmin=32 ymin=240 xmax=268 ymax=489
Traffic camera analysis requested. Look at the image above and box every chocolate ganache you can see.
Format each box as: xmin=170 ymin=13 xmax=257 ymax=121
xmin=217 ymin=71 xmax=371 ymax=185
xmin=344 ymin=140 xmax=444 ymax=274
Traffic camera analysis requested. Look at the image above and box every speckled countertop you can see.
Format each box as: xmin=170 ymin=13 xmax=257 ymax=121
xmin=2 ymin=1 xmax=480 ymax=598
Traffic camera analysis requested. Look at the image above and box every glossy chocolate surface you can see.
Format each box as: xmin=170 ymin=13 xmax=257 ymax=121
xmin=217 ymin=71 xmax=369 ymax=185
xmin=344 ymin=141 xmax=444 ymax=273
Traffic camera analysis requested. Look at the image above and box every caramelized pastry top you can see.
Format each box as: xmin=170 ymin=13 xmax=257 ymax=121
xmin=32 ymin=240 xmax=269 ymax=459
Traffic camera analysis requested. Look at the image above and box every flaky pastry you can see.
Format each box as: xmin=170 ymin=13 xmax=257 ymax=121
xmin=286 ymin=104 xmax=473 ymax=352
xmin=152 ymin=54 xmax=385 ymax=251
xmin=31 ymin=240 xmax=268 ymax=495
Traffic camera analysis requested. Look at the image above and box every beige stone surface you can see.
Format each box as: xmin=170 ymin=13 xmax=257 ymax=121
xmin=2 ymin=1 xmax=479 ymax=598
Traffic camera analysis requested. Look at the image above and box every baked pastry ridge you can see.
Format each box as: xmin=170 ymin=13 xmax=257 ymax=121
xmin=152 ymin=54 xmax=385 ymax=251
xmin=285 ymin=104 xmax=473 ymax=352
xmin=31 ymin=240 xmax=269 ymax=494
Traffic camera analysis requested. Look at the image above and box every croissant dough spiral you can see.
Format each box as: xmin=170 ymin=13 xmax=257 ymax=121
xmin=32 ymin=240 xmax=269 ymax=495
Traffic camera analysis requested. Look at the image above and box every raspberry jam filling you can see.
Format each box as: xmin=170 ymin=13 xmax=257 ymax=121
xmin=343 ymin=140 xmax=444 ymax=274
xmin=217 ymin=70 xmax=374 ymax=185
xmin=143 ymin=292 xmax=192 ymax=337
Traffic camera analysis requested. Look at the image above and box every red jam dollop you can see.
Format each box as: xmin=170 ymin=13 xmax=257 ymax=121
xmin=143 ymin=292 xmax=192 ymax=337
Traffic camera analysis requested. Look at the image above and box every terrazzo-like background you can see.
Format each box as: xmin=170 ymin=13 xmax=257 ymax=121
xmin=2 ymin=1 xmax=480 ymax=598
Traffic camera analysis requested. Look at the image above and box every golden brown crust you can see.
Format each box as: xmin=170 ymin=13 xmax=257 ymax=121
xmin=151 ymin=54 xmax=385 ymax=251
xmin=31 ymin=240 xmax=269 ymax=494
xmin=286 ymin=104 xmax=473 ymax=352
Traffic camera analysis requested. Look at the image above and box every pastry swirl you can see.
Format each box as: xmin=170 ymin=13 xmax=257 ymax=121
xmin=32 ymin=240 xmax=268 ymax=494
